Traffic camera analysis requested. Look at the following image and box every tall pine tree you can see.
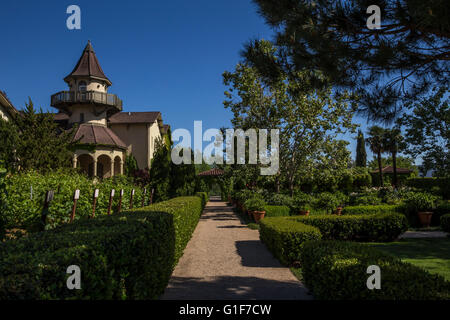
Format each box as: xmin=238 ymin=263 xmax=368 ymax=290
xmin=244 ymin=0 xmax=449 ymax=122
xmin=355 ymin=129 xmax=367 ymax=168
xmin=3 ymin=99 xmax=76 ymax=172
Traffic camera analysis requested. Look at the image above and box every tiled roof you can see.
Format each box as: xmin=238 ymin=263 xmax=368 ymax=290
xmin=73 ymin=124 xmax=127 ymax=149
xmin=108 ymin=111 xmax=161 ymax=124
xmin=64 ymin=41 xmax=112 ymax=86
xmin=372 ymin=166 xmax=413 ymax=174
xmin=198 ymin=168 xmax=224 ymax=176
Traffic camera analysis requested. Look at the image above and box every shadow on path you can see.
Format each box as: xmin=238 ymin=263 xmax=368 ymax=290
xmin=162 ymin=276 xmax=311 ymax=300
xmin=235 ymin=240 xmax=285 ymax=268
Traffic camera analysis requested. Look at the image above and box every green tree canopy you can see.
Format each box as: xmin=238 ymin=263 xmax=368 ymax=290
xmin=397 ymin=86 xmax=449 ymax=177
xmin=0 ymin=99 xmax=76 ymax=173
xmin=0 ymin=118 xmax=19 ymax=172
xmin=223 ymin=40 xmax=357 ymax=195
xmin=243 ymin=0 xmax=449 ymax=122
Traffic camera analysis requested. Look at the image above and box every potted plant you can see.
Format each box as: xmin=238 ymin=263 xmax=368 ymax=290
xmin=292 ymin=193 xmax=312 ymax=215
xmin=405 ymin=192 xmax=436 ymax=227
xmin=298 ymin=204 xmax=311 ymax=216
xmin=244 ymin=197 xmax=266 ymax=223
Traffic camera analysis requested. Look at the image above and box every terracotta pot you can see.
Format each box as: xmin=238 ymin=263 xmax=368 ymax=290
xmin=252 ymin=211 xmax=266 ymax=223
xmin=335 ymin=207 xmax=343 ymax=216
xmin=418 ymin=211 xmax=433 ymax=228
xmin=299 ymin=210 xmax=310 ymax=216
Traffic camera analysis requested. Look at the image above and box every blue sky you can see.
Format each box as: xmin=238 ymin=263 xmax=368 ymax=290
xmin=0 ymin=0 xmax=374 ymax=162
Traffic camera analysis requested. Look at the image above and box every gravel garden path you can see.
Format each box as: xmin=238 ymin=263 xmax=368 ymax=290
xmin=161 ymin=197 xmax=311 ymax=300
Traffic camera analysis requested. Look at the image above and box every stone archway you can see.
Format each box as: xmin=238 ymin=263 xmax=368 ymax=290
xmin=97 ymin=154 xmax=112 ymax=179
xmin=77 ymin=154 xmax=95 ymax=177
xmin=114 ymin=156 xmax=122 ymax=176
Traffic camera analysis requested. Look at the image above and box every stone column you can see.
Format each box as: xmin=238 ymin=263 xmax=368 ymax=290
xmin=72 ymin=155 xmax=77 ymax=168
xmin=120 ymin=160 xmax=124 ymax=175
xmin=111 ymin=160 xmax=115 ymax=177
xmin=93 ymin=157 xmax=98 ymax=177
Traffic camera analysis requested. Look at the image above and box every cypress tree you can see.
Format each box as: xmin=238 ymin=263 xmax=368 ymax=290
xmin=149 ymin=138 xmax=171 ymax=202
xmin=355 ymin=129 xmax=367 ymax=168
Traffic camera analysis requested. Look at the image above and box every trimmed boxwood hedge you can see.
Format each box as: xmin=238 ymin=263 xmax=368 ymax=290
xmin=195 ymin=192 xmax=209 ymax=208
xmin=0 ymin=196 xmax=202 ymax=300
xmin=342 ymin=204 xmax=403 ymax=215
xmin=441 ymin=214 xmax=450 ymax=233
xmin=434 ymin=203 xmax=450 ymax=226
xmin=406 ymin=177 xmax=450 ymax=199
xmin=294 ymin=213 xmax=408 ymax=242
xmin=300 ymin=240 xmax=450 ymax=300
xmin=264 ymin=205 xmax=291 ymax=217
xmin=259 ymin=217 xmax=322 ymax=265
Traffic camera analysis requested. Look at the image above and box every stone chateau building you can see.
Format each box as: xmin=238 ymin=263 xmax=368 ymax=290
xmin=50 ymin=41 xmax=170 ymax=178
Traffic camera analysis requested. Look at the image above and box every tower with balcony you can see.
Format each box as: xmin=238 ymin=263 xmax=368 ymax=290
xmin=51 ymin=41 xmax=127 ymax=178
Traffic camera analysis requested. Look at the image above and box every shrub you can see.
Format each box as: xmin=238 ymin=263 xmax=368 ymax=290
xmin=352 ymin=167 xmax=372 ymax=189
xmin=404 ymin=192 xmax=438 ymax=213
xmin=268 ymin=193 xmax=293 ymax=207
xmin=195 ymin=192 xmax=209 ymax=208
xmin=234 ymin=189 xmax=256 ymax=205
xmin=300 ymin=240 xmax=450 ymax=300
xmin=259 ymin=217 xmax=322 ymax=265
xmin=433 ymin=202 xmax=450 ymax=226
xmin=291 ymin=192 xmax=313 ymax=212
xmin=129 ymin=196 xmax=202 ymax=265
xmin=0 ymin=196 xmax=203 ymax=300
xmin=264 ymin=205 xmax=290 ymax=217
xmin=294 ymin=213 xmax=408 ymax=241
xmin=244 ymin=197 xmax=266 ymax=211
xmin=313 ymin=192 xmax=341 ymax=214
xmin=406 ymin=177 xmax=450 ymax=199
xmin=1 ymin=171 xmax=146 ymax=233
xmin=338 ymin=170 xmax=353 ymax=193
xmin=342 ymin=205 xmax=404 ymax=215
xmin=0 ymin=164 xmax=7 ymax=239
xmin=353 ymin=195 xmax=382 ymax=206
xmin=0 ymin=212 xmax=170 ymax=299
xmin=441 ymin=214 xmax=450 ymax=232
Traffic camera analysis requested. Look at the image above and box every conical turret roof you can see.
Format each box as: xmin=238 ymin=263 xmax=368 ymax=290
xmin=64 ymin=41 xmax=112 ymax=86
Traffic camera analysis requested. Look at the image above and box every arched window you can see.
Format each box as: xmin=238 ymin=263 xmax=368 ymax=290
xmin=78 ymin=81 xmax=87 ymax=92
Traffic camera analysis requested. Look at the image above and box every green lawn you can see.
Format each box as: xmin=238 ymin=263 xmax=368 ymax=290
xmin=366 ymin=238 xmax=450 ymax=281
